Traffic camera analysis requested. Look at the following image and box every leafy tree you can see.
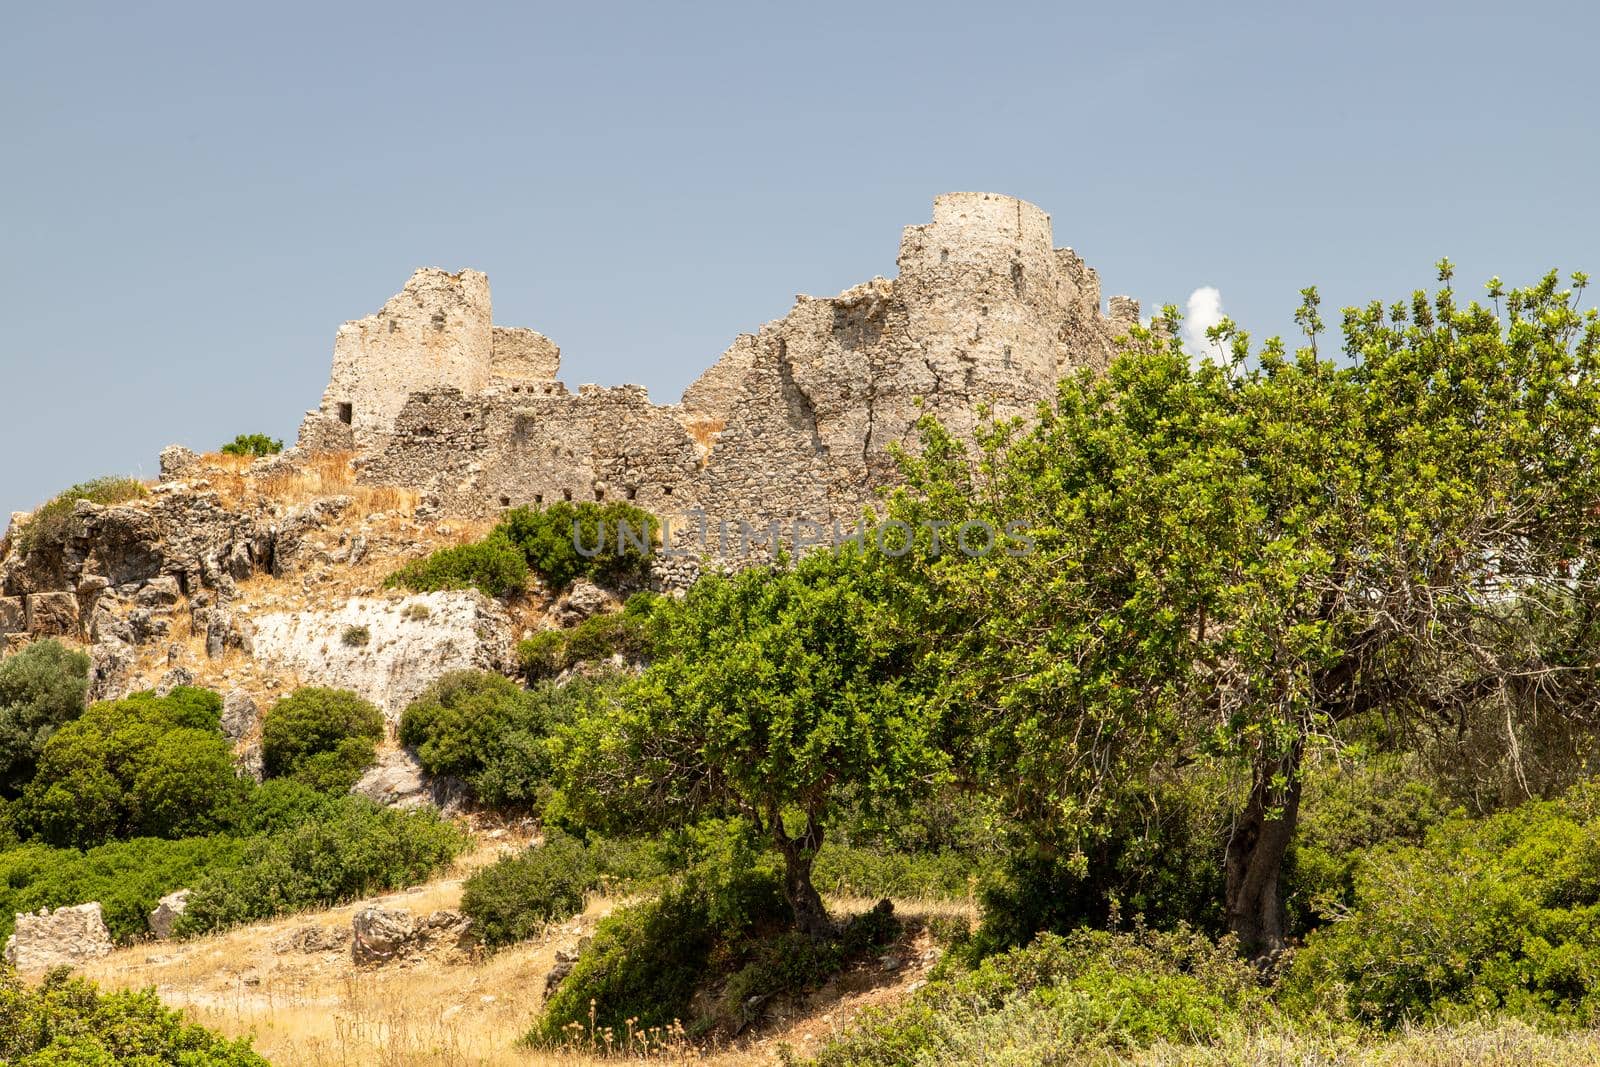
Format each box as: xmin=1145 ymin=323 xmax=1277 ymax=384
xmin=261 ymin=687 xmax=384 ymax=793
xmin=881 ymin=267 xmax=1600 ymax=956
xmin=219 ymin=433 xmax=283 ymax=457
xmin=559 ymin=549 xmax=940 ymax=935
xmin=16 ymin=687 xmax=247 ymax=848
xmin=500 ymin=501 xmax=658 ymax=590
xmin=0 ymin=639 xmax=89 ymax=797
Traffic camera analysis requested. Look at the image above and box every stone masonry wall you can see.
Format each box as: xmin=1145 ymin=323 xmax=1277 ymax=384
xmin=299 ymin=193 xmax=1139 ymax=569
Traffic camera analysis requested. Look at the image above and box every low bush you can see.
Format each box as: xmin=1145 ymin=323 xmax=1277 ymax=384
xmin=219 ymin=433 xmax=283 ymax=457
xmin=517 ymin=592 xmax=667 ymax=680
xmin=461 ymin=829 xmax=598 ymax=949
xmin=340 ymin=624 xmax=370 ymax=647
xmin=261 ymin=686 xmax=384 ymax=794
xmin=14 ymin=477 xmax=148 ymax=556
xmin=1289 ymin=778 xmax=1600 ymax=1028
xmin=384 ymin=533 xmax=530 ymax=597
xmin=500 ymin=501 xmax=658 ymax=591
xmin=16 ymin=687 xmax=248 ymax=848
xmin=807 ymin=924 xmax=1267 ymax=1066
xmin=0 ymin=639 xmax=90 ymax=797
xmin=175 ymin=797 xmax=467 ymax=935
xmin=0 ymin=967 xmax=268 ymax=1065
xmin=0 ymin=835 xmax=248 ymax=943
xmin=812 ymin=845 xmax=984 ymax=901
xmin=400 ymin=670 xmax=581 ymax=809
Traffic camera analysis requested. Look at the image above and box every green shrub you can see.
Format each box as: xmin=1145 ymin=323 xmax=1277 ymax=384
xmin=0 ymin=639 xmax=90 ymax=797
xmin=401 ymin=671 xmax=605 ymax=810
xmin=499 ymin=502 xmax=658 ymax=590
xmin=384 ymin=533 xmax=530 ymax=597
xmin=0 ymin=967 xmax=268 ymax=1065
xmin=16 ymin=688 xmax=247 ymax=848
xmin=219 ymin=433 xmax=283 ymax=457
xmin=0 ymin=836 xmax=248 ymax=943
xmin=812 ymin=846 xmax=983 ymax=901
xmin=261 ymin=687 xmax=384 ymax=793
xmin=516 ymin=630 xmax=569 ymax=681
xmin=1289 ymin=778 xmax=1600 ymax=1028
xmin=14 ymin=477 xmax=148 ymax=556
xmin=516 ymin=592 xmax=667 ymax=681
xmin=718 ymin=901 xmax=899 ymax=1031
xmin=340 ymin=624 xmax=370 ymax=648
xmin=808 ymin=925 xmax=1266 ymax=1066
xmin=461 ymin=829 xmax=598 ymax=949
xmin=175 ymin=797 xmax=467 ymax=935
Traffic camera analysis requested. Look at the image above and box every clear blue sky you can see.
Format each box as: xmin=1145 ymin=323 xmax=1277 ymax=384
xmin=4 ymin=1 xmax=1597 ymax=515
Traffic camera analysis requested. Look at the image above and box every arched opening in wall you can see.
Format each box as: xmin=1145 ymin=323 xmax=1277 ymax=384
xmin=594 ymin=489 xmax=605 ymax=501
xmin=337 ymin=402 xmax=353 ymax=425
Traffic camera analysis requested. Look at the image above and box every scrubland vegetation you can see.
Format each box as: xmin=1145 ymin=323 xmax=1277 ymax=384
xmin=8 ymin=269 xmax=1600 ymax=1064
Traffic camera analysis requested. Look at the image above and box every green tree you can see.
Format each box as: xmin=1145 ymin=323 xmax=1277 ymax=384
xmin=560 ymin=549 xmax=940 ymax=935
xmin=882 ymin=267 xmax=1600 ymax=956
xmin=0 ymin=639 xmax=90 ymax=797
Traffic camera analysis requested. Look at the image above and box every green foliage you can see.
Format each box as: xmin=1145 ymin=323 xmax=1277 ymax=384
xmin=499 ymin=501 xmax=658 ymax=590
xmin=516 ymin=592 xmax=667 ymax=680
xmin=14 ymin=477 xmax=148 ymax=556
xmin=174 ymin=797 xmax=468 ymax=935
xmin=811 ymin=846 xmax=983 ymax=902
xmin=384 ymin=532 xmax=530 ymax=597
xmin=261 ymin=687 xmax=383 ymax=794
xmin=0 ymin=967 xmax=268 ymax=1065
xmin=1290 ymin=779 xmax=1600 ymax=1027
xmin=0 ymin=836 xmax=248 ymax=943
xmin=218 ymin=433 xmax=283 ymax=457
xmin=340 ymin=624 xmax=370 ymax=648
xmin=557 ymin=549 xmax=940 ymax=933
xmin=0 ymin=639 xmax=90 ymax=797
xmin=807 ymin=925 xmax=1267 ymax=1066
xmin=400 ymin=670 xmax=589 ymax=809
xmin=460 ymin=829 xmax=598 ymax=949
xmin=718 ymin=901 xmax=899 ymax=1031
xmin=15 ymin=688 xmax=247 ymax=848
xmin=880 ymin=269 xmax=1600 ymax=954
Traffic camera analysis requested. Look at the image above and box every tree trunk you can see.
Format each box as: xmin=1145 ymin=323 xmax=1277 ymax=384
xmin=774 ymin=811 xmax=833 ymax=937
xmin=1224 ymin=743 xmax=1303 ymax=961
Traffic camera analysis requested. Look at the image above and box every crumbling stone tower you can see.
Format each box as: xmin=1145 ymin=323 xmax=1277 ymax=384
xmin=297 ymin=193 xmax=1139 ymax=567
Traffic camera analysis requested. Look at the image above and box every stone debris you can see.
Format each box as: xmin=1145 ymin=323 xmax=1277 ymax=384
xmin=351 ymin=905 xmax=471 ymax=966
xmin=3 ymin=903 xmax=115 ymax=971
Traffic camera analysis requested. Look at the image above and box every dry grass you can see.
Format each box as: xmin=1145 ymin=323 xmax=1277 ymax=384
xmin=198 ymin=450 xmax=419 ymax=517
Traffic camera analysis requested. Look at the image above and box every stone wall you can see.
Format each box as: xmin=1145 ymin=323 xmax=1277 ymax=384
xmin=298 ymin=193 xmax=1139 ymax=568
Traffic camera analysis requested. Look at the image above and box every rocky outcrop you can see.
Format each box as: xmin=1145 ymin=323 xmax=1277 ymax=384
xmin=249 ymin=592 xmax=512 ymax=718
xmin=148 ymin=889 xmax=191 ymax=940
xmin=353 ymin=747 xmax=468 ymax=811
xmin=3 ymin=903 xmax=115 ymax=971
xmin=351 ymin=905 xmax=471 ymax=965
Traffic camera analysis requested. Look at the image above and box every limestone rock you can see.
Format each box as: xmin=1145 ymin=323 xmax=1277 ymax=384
xmin=159 ymin=445 xmax=200 ymax=481
xmin=0 ymin=596 xmax=24 ymax=634
xmin=352 ymin=906 xmax=415 ymax=965
xmin=148 ymin=889 xmax=191 ymax=940
xmin=249 ymin=592 xmax=512 ymax=718
xmin=3 ymin=903 xmax=114 ymax=971
xmin=154 ymin=666 xmax=195 ymax=694
xmin=221 ymin=689 xmax=258 ymax=742
xmin=275 ymin=924 xmax=350 ymax=953
xmin=353 ymin=747 xmax=468 ymax=812
xmin=87 ymin=637 xmax=135 ymax=702
xmin=552 ymin=580 xmax=614 ymax=626
xmin=24 ymin=591 xmax=79 ymax=638
xmin=135 ymin=575 xmax=182 ymax=608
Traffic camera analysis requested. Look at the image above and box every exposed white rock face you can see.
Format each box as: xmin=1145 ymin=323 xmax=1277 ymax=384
xmin=248 ymin=591 xmax=512 ymax=718
xmin=353 ymin=747 xmax=468 ymax=811
xmin=3 ymin=903 xmax=114 ymax=971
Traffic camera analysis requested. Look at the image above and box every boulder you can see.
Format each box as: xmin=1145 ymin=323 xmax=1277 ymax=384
xmin=87 ymin=637 xmax=135 ymax=702
xmin=552 ymin=580 xmax=614 ymax=626
xmin=3 ymin=903 xmax=114 ymax=971
xmin=0 ymin=596 xmax=24 ymax=634
xmin=159 ymin=445 xmax=200 ymax=481
xmin=353 ymin=748 xmax=468 ymax=812
xmin=221 ymin=689 xmax=258 ymax=742
xmin=24 ymin=591 xmax=79 ymax=638
xmin=148 ymin=889 xmax=191 ymax=940
xmin=352 ymin=906 xmax=415 ymax=965
xmin=275 ymin=924 xmax=350 ymax=953
xmin=135 ymin=576 xmax=182 ymax=608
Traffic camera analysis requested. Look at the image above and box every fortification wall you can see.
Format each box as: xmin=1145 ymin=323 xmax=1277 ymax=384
xmin=297 ymin=193 xmax=1139 ymax=568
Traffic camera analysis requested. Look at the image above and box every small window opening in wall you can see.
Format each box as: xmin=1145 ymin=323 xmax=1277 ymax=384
xmin=500 ymin=495 xmax=511 ymax=507
xmin=626 ymin=486 xmax=638 ymax=501
xmin=562 ymin=489 xmax=572 ymax=502
xmin=594 ymin=488 xmax=605 ymax=501
xmin=940 ymin=248 xmax=949 ymax=263
xmin=1003 ymin=345 xmax=1013 ymax=368
xmin=534 ymin=493 xmax=543 ymax=504
xmin=663 ymin=486 xmax=673 ymax=497
xmin=337 ymin=402 xmax=353 ymax=425
xmin=511 ymin=385 xmax=521 ymax=393
xmin=1011 ymin=261 xmax=1024 ymax=293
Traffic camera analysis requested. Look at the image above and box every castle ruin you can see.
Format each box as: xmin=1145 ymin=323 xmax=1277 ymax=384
xmin=297 ymin=192 xmax=1139 ymax=569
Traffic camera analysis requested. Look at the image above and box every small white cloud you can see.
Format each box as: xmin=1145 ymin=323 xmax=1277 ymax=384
xmin=1183 ymin=286 xmax=1226 ymax=362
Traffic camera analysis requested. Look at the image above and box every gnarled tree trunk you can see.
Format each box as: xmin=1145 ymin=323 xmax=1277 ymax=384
xmin=1224 ymin=743 xmax=1303 ymax=960
xmin=773 ymin=810 xmax=833 ymax=937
